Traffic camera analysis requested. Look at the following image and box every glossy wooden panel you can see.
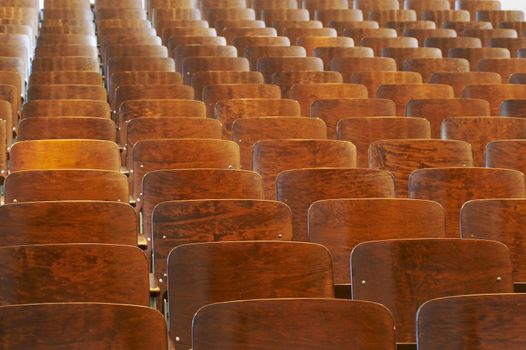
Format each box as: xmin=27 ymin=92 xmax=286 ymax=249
xmin=277 ymin=168 xmax=395 ymax=241
xmin=477 ymin=9 xmax=524 ymax=27
xmin=369 ymin=9 xmax=417 ymax=26
xmin=403 ymin=58 xmax=469 ymax=82
xmin=449 ymin=47 xmax=510 ymax=71
xmin=182 ymin=57 xmax=249 ymax=85
xmin=349 ymin=71 xmax=422 ymax=97
xmin=256 ymin=56 xmax=323 ymax=83
xmin=354 ymin=0 xmax=399 ymax=15
xmin=168 ymin=241 xmax=334 ymax=347
xmin=109 ymin=72 xmax=182 ymax=106
xmin=31 ymin=57 xmax=99 ymax=72
xmin=22 ymin=100 xmax=110 ymax=119
xmin=174 ymin=45 xmax=237 ymax=72
xmin=29 ymin=71 xmax=102 ymax=87
xmin=191 ymin=71 xmax=264 ymax=100
xmin=193 ymin=299 xmax=396 ymax=350
xmin=421 ymin=9 xmax=469 ymax=26
xmin=232 ymin=117 xmax=327 ymax=169
xmin=4 ymin=170 xmax=129 ymax=203
xmin=0 ymin=303 xmax=167 ymax=350
xmin=370 ymin=139 xmax=473 ymax=197
xmin=492 ymin=38 xmax=526 ymax=57
xmin=314 ymin=46 xmax=374 ymax=68
xmin=17 ymin=117 xmax=115 ymax=141
xmin=245 ymin=45 xmax=306 ymax=70
xmin=310 ymin=198 xmax=445 ymax=286
xmin=27 ymin=85 xmax=107 ymax=101
xmin=403 ymin=28 xmax=456 ymax=46
xmin=331 ymin=57 xmax=397 ymax=81
xmin=478 ymin=58 xmax=526 ymax=81
xmin=501 ymin=99 xmax=526 ymax=117
xmin=351 ymin=238 xmax=513 ymax=343
xmin=234 ymin=36 xmax=290 ymax=57
xmin=408 ymin=167 xmax=526 ymax=237
xmin=382 ymin=47 xmax=442 ymax=70
xmin=430 ymin=71 xmax=501 ymax=97
xmin=361 ymin=36 xmax=418 ymax=56
xmin=424 ymin=37 xmax=482 ymax=57
xmin=485 ymin=140 xmax=526 ymax=176
xmin=343 ymin=27 xmax=396 ymax=43
xmin=377 ymin=83 xmax=454 ymax=115
xmin=316 ymin=8 xmax=363 ymax=26
xmin=272 ymin=71 xmax=342 ymax=97
xmin=463 ymin=28 xmax=517 ymax=47
xmin=114 ymin=85 xmax=194 ymax=112
xmin=297 ymin=36 xmax=354 ymax=57
xmin=457 ymin=0 xmax=501 ymax=18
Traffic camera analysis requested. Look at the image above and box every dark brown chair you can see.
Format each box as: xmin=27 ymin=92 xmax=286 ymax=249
xmin=283 ymin=27 xmax=336 ymax=44
xmin=351 ymin=238 xmax=513 ymax=345
xmin=168 ymin=241 xmax=334 ymax=347
xmin=462 ymin=84 xmax=526 ymax=115
xmin=485 ymin=140 xmax=526 ymax=175
xmin=348 ymin=71 xmax=423 ymax=97
xmin=22 ymin=100 xmax=111 ymax=119
xmin=193 ymin=299 xmax=396 ymax=350
xmin=206 ymin=8 xmax=255 ymax=28
xmin=376 ymin=83 xmax=454 ymax=115
xmin=17 ymin=117 xmax=115 ymax=141
xmin=354 ymin=0 xmax=399 ymax=16
xmin=478 ymin=58 xmax=526 ymax=82
xmin=316 ymin=8 xmax=363 ymax=26
xmin=0 ymin=303 xmax=168 ymax=350
xmin=501 ymin=99 xmax=526 ymax=117
xmin=408 ymin=167 xmax=526 ymax=237
xmin=296 ymin=36 xmax=354 ymax=56
xmin=309 ymin=198 xmax=446 ymax=296
xmin=386 ymin=20 xmax=436 ymax=36
xmin=430 ymin=72 xmax=502 ymax=97
xmin=276 ymin=168 xmax=395 ymax=240
xmin=222 ymin=27 xmax=277 ymax=45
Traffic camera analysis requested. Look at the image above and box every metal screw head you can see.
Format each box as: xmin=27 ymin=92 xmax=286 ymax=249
xmin=175 ymin=337 xmax=180 ymax=342
xmin=277 ymin=233 xmax=283 ymax=238
xmin=12 ymin=199 xmax=17 ymax=203
xmin=162 ymin=235 xmax=167 ymax=239
xmin=361 ymin=280 xmax=366 ymax=285
xmin=497 ymin=276 xmax=502 ymax=282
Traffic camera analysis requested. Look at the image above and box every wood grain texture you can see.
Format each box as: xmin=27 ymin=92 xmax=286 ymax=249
xmin=245 ymin=45 xmax=306 ymax=70
xmin=261 ymin=8 xmax=309 ymax=26
xmin=402 ymin=57 xmax=469 ymax=82
xmin=203 ymin=83 xmax=281 ymax=118
xmin=206 ymin=8 xmax=255 ymax=27
xmin=277 ymin=168 xmax=395 ymax=240
xmin=309 ymin=198 xmax=445 ymax=286
xmin=0 ymin=84 xmax=20 ymax=129
xmin=510 ymin=73 xmax=526 ymax=84
xmin=131 ymin=138 xmax=240 ymax=200
xmin=478 ymin=58 xmax=526 ymax=82
xmin=152 ymin=199 xmax=293 ymax=308
xmin=351 ymin=238 xmax=513 ymax=343
xmin=191 ymin=71 xmax=264 ymax=100
xmin=0 ymin=244 xmax=149 ymax=305
xmin=311 ymin=98 xmax=396 ymax=139
xmin=449 ymin=47 xmax=510 ymax=71
xmin=0 ymin=101 xmax=11 ymax=146
xmin=193 ymin=298 xmax=396 ymax=350
xmin=417 ymin=293 xmax=526 ymax=350
xmin=501 ymin=99 xmax=526 ymax=116
xmin=430 ymin=71 xmax=501 ymax=97
xmin=478 ymin=9 xmax=524 ymax=26
xmin=253 ymin=139 xmax=356 ymax=199
xmin=256 ymin=56 xmax=323 ymax=83
xmin=29 ymin=71 xmax=103 ymax=87
xmin=182 ymin=57 xmax=249 ymax=84
xmin=233 ymin=35 xmax=290 ymax=58
xmin=376 ymin=83 xmax=454 ymax=115
xmin=17 ymin=117 xmax=116 ymax=141
xmin=316 ymin=8 xmax=363 ymax=26
xmin=421 ymin=10 xmax=470 ymax=26
xmin=313 ymin=46 xmax=374 ymax=68
xmin=485 ymin=139 xmax=526 ymax=176
xmin=0 ymin=303 xmax=168 ymax=350
xmin=34 ymin=44 xmax=99 ymax=58
xmin=343 ymin=27 xmax=396 ymax=43
xmin=27 ymin=84 xmax=108 ymax=101
xmin=403 ymin=28 xmax=456 ymax=46
xmin=107 ymin=57 xmax=174 ymax=80
xmin=369 ymin=139 xmax=473 ymax=197
xmin=168 ymin=36 xmax=226 ymax=53
xmin=337 ymin=117 xmax=431 ymax=168
xmin=354 ymin=0 xmax=399 ymax=15
xmin=441 ymin=116 xmax=526 ymax=166
xmin=457 ymin=0 xmax=500 ymax=18
xmin=463 ymin=28 xmax=518 ymax=46
xmin=361 ymin=36 xmax=418 ymax=56
xmin=104 ymin=44 xmax=167 ymax=61
xmin=408 ymin=167 xmax=526 ymax=237
xmin=272 ymin=70 xmax=342 ymax=97
xmin=161 ymin=27 xmax=215 ymax=45
xmin=284 ymin=27 xmax=336 ymax=44
xmin=382 ymin=47 xmax=442 ymax=70
xmin=424 ymin=36 xmax=481 ymax=57
xmin=348 ymin=71 xmax=422 ymax=97
xmin=330 ymin=57 xmax=397 ymax=81
xmin=442 ymin=20 xmax=493 ymax=32
xmin=10 ymin=140 xmax=120 ymax=172
xmin=297 ymin=36 xmax=354 ymax=56
xmin=168 ymin=241 xmax=334 ymax=347
xmin=369 ymin=10 xmax=417 ymax=26
xmin=222 ymin=27 xmax=277 ymax=45
xmin=406 ymin=98 xmax=490 ymax=138
xmin=22 ymin=100 xmax=111 ymax=119
xmin=4 ymin=170 xmax=129 ymax=203
xmin=30 ymin=57 xmax=100 ymax=72
xmin=0 ymin=201 xmax=137 ymax=246
xmin=114 ymin=85 xmax=194 ymax=113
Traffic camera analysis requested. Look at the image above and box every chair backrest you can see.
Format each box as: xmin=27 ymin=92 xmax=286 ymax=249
xmin=191 ymin=71 xmax=264 ymax=100
xmin=417 ymin=294 xmax=526 ymax=350
xmin=403 ymin=57 xmax=469 ymax=82
xmin=351 ymin=238 xmax=514 ymax=343
xmin=348 ymin=71 xmax=422 ymax=97
xmin=17 ymin=117 xmax=116 ymax=141
xmin=485 ymin=140 xmax=526 ymax=177
xmin=253 ymin=139 xmax=356 ymax=199
xmin=313 ymin=46 xmax=374 ymax=69
xmin=10 ymin=140 xmax=121 ymax=172
xmin=309 ymin=198 xmax=446 ymax=288
xmin=376 ymin=83 xmax=454 ymax=115
xmin=34 ymin=44 xmax=98 ymax=58
xmin=478 ymin=58 xmax=526 ymax=81
xmin=113 ymin=85 xmax=194 ymax=113
xmin=193 ymin=299 xmax=396 ymax=350
xmin=0 ymin=243 xmax=150 ymax=305
xmin=449 ymin=47 xmax=510 ymax=71
xmin=501 ymin=99 xmax=526 ymax=117
xmin=430 ymin=71 xmax=502 ymax=97
xmin=118 ymin=99 xmax=206 ymax=127
xmin=182 ymin=56 xmax=249 ymax=84
xmin=277 ymin=168 xmax=396 ymax=240
xmin=4 ymin=170 xmax=129 ymax=203
xmin=369 ymin=139 xmax=473 ymax=196
xmin=245 ymin=45 xmax=306 ymax=71
xmin=382 ymin=47 xmax=442 ymax=70
xmin=27 ymin=84 xmax=107 ymax=101
xmin=30 ymin=57 xmax=100 ymax=72
xmin=0 ymin=303 xmax=168 ymax=349
xmin=408 ymin=167 xmax=526 ymax=237
xmin=361 ymin=36 xmax=418 ymax=56
xmin=22 ymin=100 xmax=111 ymax=119
xmin=272 ymin=70 xmax=343 ymax=97
xmin=256 ymin=56 xmax=323 ymax=83
xmin=29 ymin=71 xmax=103 ymax=86
xmin=168 ymin=241 xmax=334 ymax=347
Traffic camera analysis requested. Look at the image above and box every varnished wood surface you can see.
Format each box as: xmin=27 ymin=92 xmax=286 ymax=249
xmin=17 ymin=117 xmax=116 ymax=141
xmin=30 ymin=57 xmax=100 ymax=72
xmin=417 ymin=293 xmax=526 ymax=350
xmin=289 ymin=83 xmax=368 ymax=115
xmin=382 ymin=47 xmax=442 ymax=70
xmin=343 ymin=28 xmax=396 ymax=44
xmin=377 ymin=83 xmax=454 ymax=115
xmin=478 ymin=58 xmax=526 ymax=81
xmin=0 ymin=303 xmax=168 ymax=350
xmin=27 ymin=84 xmax=108 ymax=101
xmin=22 ymin=100 xmax=111 ymax=119
xmin=404 ymin=28 xmax=456 ymax=46
xmin=193 ymin=298 xmax=396 ymax=350
xmin=406 ymin=98 xmax=490 ymax=138
xmin=29 ymin=71 xmax=103 ymax=87
xmin=10 ymin=140 xmax=121 ymax=172
xmin=253 ymin=139 xmax=356 ymax=199
xmin=232 ymin=117 xmax=326 ymax=169
xmin=114 ymin=84 xmax=194 ymax=112
xmin=331 ymin=57 xmax=397 ymax=81
xmin=441 ymin=116 xmax=526 ymax=166
xmin=168 ymin=241 xmax=334 ymax=347
xmin=277 ymin=168 xmax=395 ymax=240
xmin=403 ymin=58 xmax=469 ymax=82
xmin=501 ymin=99 xmax=526 ymax=117
xmin=191 ymin=71 xmax=264 ymax=100
xmin=313 ymin=46 xmax=374 ymax=68
xmin=361 ymin=36 xmax=418 ymax=56
xmin=424 ymin=36 xmax=481 ymax=56
xmin=4 ymin=170 xmax=129 ymax=203
xmin=297 ymin=36 xmax=354 ymax=56
xmin=261 ymin=8 xmax=309 ymax=26
xmin=351 ymin=238 xmax=514 ymax=343
xmin=489 ymin=37 xmax=526 ymax=58
xmin=369 ymin=9 xmax=417 ymax=26
xmin=449 ymin=47 xmax=511 ymax=71
xmin=245 ymin=45 xmax=306 ymax=71
xmin=34 ymin=44 xmax=99 ymax=58
xmin=463 ymin=28 xmax=518 ymax=47
xmin=0 ymin=243 xmax=150 ymax=305
xmin=369 ymin=139 xmax=473 ymax=197
xmin=348 ymin=71 xmax=422 ymax=97
xmin=485 ymin=139 xmax=526 ymax=177
xmin=182 ymin=57 xmax=250 ymax=84
xmin=430 ymin=71 xmax=502 ymax=97
xmin=272 ymin=71 xmax=343 ymax=97
xmin=233 ymin=35 xmax=290 ymax=58
xmin=409 ymin=167 xmax=526 ymax=237
xmin=222 ymin=27 xmax=277 ymax=45
xmin=0 ymin=201 xmax=137 ymax=246
xmin=309 ymin=198 xmax=445 ymax=286
xmin=256 ymin=56 xmax=323 ymax=83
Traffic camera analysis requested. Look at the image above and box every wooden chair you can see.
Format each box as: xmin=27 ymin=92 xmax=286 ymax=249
xmin=206 ymin=8 xmax=255 ymax=28
xmin=477 ymin=10 xmax=524 ymax=27
xmin=151 ymin=9 xmax=201 ymax=30
xmin=261 ymin=9 xmax=309 ymax=27
xmin=310 ymin=198 xmax=445 ymax=297
xmin=28 ymin=71 xmax=102 ymax=87
xmin=331 ymin=57 xmax=397 ymax=81
xmin=403 ymin=28 xmax=456 ymax=46
xmin=405 ymin=0 xmax=450 ymax=13
xmin=311 ymin=98 xmax=396 ymax=140
xmin=406 ymin=98 xmax=490 ymax=138
xmin=478 ymin=58 xmax=526 ymax=82
xmin=245 ymin=46 xmax=306 ymax=71
xmin=501 ymin=21 xmax=526 ymax=34
xmin=17 ymin=117 xmax=116 ymax=141
xmin=214 ymin=98 xmax=300 ymax=139
xmin=256 ymin=56 xmax=323 ymax=83
xmin=131 ymin=139 xmax=240 ymax=200
xmin=232 ymin=117 xmax=327 ymax=169
xmin=369 ymin=9 xmax=417 ymax=26
xmin=215 ymin=20 xmax=266 ymax=36
xmin=485 ymin=139 xmax=526 ymax=175
xmin=314 ymin=46 xmax=374 ymax=68
xmin=353 ymin=0 xmax=400 ymax=15
xmin=430 ymin=72 xmax=501 ymax=97
xmin=463 ymin=84 xmax=526 ymax=115
xmin=37 ymin=33 xmax=96 ymax=46
xmin=361 ymin=36 xmax=418 ymax=56
xmin=95 ymin=8 xmax=147 ymax=21
xmin=348 ymin=71 xmax=422 ymax=97
xmin=289 ymin=83 xmax=368 ymax=116
xmin=315 ymin=8 xmax=363 ymax=26
xmin=10 ymin=140 xmax=120 ymax=173
xmin=222 ymin=27 xmax=277 ymax=45
xmin=409 ymin=167 xmax=526 ymax=237
xmin=252 ymin=0 xmax=298 ymax=20
xmin=182 ymin=56 xmax=251 ymax=84
xmin=376 ymin=83 xmax=454 ymax=115
xmin=369 ymin=139 xmax=473 ymax=197
xmin=457 ymin=0 xmax=501 ymax=19
xmin=0 ymin=303 xmax=167 ymax=350
xmin=337 ymin=117 xmax=430 ymax=168
xmin=417 ymin=293 xmax=526 ymax=350
xmin=449 ymin=47 xmax=510 ymax=71
xmin=104 ymin=45 xmax=168 ymax=64
xmin=174 ymin=45 xmax=237 ymax=72
xmin=106 ymin=57 xmax=175 ymax=84
xmin=343 ymin=27 xmax=396 ymax=44
xmin=402 ymin=58 xmax=469 ymax=82
xmin=0 ymin=244 xmax=149 ymax=305
xmin=0 ymin=201 xmax=137 ymax=246
xmin=161 ymin=27 xmax=216 ymax=46
xmin=424 ymin=37 xmax=482 ymax=57
xmin=30 ymin=57 xmax=99 ymax=73
xmin=233 ymin=36 xmax=290 ymax=58
xmin=386 ymin=20 xmax=436 ymax=36
xmin=33 ymin=44 xmax=98 ymax=58
xmin=462 ymin=28 xmax=518 ymax=47
xmin=351 ymin=238 xmax=513 ymax=345
xmin=193 ymin=299 xmax=396 ymax=350
xmin=253 ymin=139 xmax=356 ymax=199
xmin=421 ymin=9 xmax=470 ymax=26
xmin=511 ymin=73 xmax=526 ymax=84
xmin=296 ymin=36 xmax=354 ymax=56
xmin=152 ymin=199 xmax=293 ymax=309
xmin=168 ymin=36 xmax=226 ymax=54
xmin=501 ymin=99 xmax=526 ymax=117
xmin=203 ymin=83 xmax=281 ymax=118
xmin=27 ymin=85 xmax=107 ymax=101
xmin=22 ymin=100 xmax=111 ymax=119
xmin=272 ymin=71 xmax=342 ymax=97
xmin=114 ymin=85 xmax=194 ymax=113
xmin=490 ymin=38 xmax=526 ymax=58
xmin=276 ymin=168 xmax=395 ymax=241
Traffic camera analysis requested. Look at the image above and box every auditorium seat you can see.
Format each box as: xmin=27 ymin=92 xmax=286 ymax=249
xmin=331 ymin=57 xmax=397 ymax=81
xmin=27 ymin=84 xmax=107 ymax=101
xmin=376 ymin=83 xmax=454 ymax=115
xmin=256 ymin=56 xmax=323 ymax=83
xmin=22 ymin=99 xmax=111 ymax=119
xmin=449 ymin=47 xmax=510 ymax=71
xmin=478 ymin=58 xmax=526 ymax=81
xmin=182 ymin=56 xmax=250 ymax=84
xmin=430 ymin=71 xmax=501 ymax=97
xmin=113 ymin=84 xmax=194 ymax=112
xmin=272 ymin=71 xmax=343 ymax=96
xmin=500 ymin=99 xmax=526 ymax=116
xmin=348 ymin=71 xmax=423 ymax=96
xmin=192 ymin=71 xmax=264 ymax=100
xmin=462 ymin=84 xmax=526 ymax=115
xmin=29 ymin=71 xmax=103 ymax=86
xmin=17 ymin=117 xmax=116 ymax=141
xmin=403 ymin=58 xmax=469 ymax=82
xmin=245 ymin=45 xmax=306 ymax=70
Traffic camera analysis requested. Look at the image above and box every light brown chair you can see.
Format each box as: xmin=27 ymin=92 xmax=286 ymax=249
xmin=314 ymin=46 xmax=374 ymax=68
xmin=376 ymin=83 xmax=454 ymax=115
xmin=21 ymin=100 xmax=111 ymax=119
xmin=192 ymin=71 xmax=264 ymax=100
xmin=261 ymin=8 xmax=309 ymax=27
xmin=477 ymin=10 xmax=524 ymax=28
xmin=271 ymin=71 xmax=343 ymax=97
xmin=234 ymin=36 xmax=290 ymax=58
xmin=462 ymin=84 xmax=526 ymax=115
xmin=424 ymin=37 xmax=482 ymax=57
xmin=381 ymin=47 xmax=442 ymax=70
xmin=361 ymin=36 xmax=418 ymax=56
xmin=430 ymin=71 xmax=502 ymax=97
xmin=463 ymin=28 xmax=518 ymax=46
xmin=33 ymin=44 xmax=98 ymax=58
xmin=449 ymin=47 xmax=510 ymax=71
xmin=500 ymin=99 xmax=526 ymax=117
xmin=113 ymin=85 xmax=194 ymax=113
xmin=490 ymin=38 xmax=526 ymax=58
xmin=174 ymin=45 xmax=237 ymax=72
xmin=403 ymin=58 xmax=470 ymax=82
xmin=478 ymin=58 xmax=526 ymax=82
xmin=296 ymin=36 xmax=354 ymax=56
xmin=28 ymin=71 xmax=103 ymax=87
xmin=27 ymin=85 xmax=107 ymax=101
xmin=386 ymin=21 xmax=436 ymax=36
xmin=403 ymin=28 xmax=456 ymax=46
xmin=331 ymin=57 xmax=397 ymax=81
xmin=245 ymin=45 xmax=306 ymax=70
xmin=17 ymin=117 xmax=116 ymax=141
xmin=343 ymin=27 xmax=396 ymax=44
xmin=369 ymin=9 xmax=417 ymax=26
xmin=284 ymin=27 xmax=337 ymax=44
xmin=182 ymin=57 xmax=250 ymax=84
xmin=315 ymin=8 xmax=363 ymax=26
xmin=349 ymin=71 xmax=422 ymax=96
xmin=457 ymin=0 xmax=501 ymax=18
